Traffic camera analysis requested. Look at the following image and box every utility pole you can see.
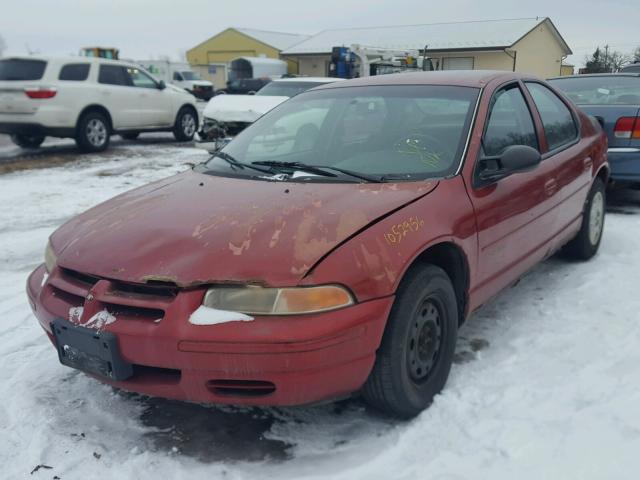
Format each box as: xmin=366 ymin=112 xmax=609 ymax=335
xmin=604 ymin=44 xmax=610 ymax=72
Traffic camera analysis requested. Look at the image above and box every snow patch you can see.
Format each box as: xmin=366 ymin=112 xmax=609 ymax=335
xmin=188 ymin=305 xmax=254 ymax=325
xmin=81 ymin=309 xmax=117 ymax=330
xmin=68 ymin=306 xmax=84 ymax=323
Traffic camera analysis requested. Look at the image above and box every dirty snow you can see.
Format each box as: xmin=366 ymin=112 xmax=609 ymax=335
xmin=80 ymin=309 xmax=117 ymax=330
xmin=0 ymin=138 xmax=639 ymax=479
xmin=189 ymin=305 xmax=254 ymax=325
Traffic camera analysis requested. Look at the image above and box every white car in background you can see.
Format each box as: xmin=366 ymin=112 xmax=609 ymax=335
xmin=0 ymin=56 xmax=199 ymax=152
xmin=197 ymin=77 xmax=344 ymax=147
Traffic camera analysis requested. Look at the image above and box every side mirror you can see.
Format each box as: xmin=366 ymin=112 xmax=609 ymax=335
xmin=157 ymin=80 xmax=166 ymax=90
xmin=476 ymin=145 xmax=541 ymax=186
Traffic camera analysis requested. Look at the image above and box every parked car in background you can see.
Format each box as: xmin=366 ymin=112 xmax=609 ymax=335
xmin=137 ymin=60 xmax=214 ymax=100
xmin=219 ymin=77 xmax=272 ymax=95
xmin=198 ymin=77 xmax=344 ymax=146
xmin=0 ymin=56 xmax=199 ymax=151
xmin=27 ymin=71 xmax=608 ymax=418
xmin=549 ymin=73 xmax=640 ymax=186
xmin=621 ymin=62 xmax=640 ymax=73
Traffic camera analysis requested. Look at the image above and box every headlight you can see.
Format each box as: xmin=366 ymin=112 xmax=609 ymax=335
xmin=203 ymin=285 xmax=354 ymax=315
xmin=44 ymin=242 xmax=57 ymax=273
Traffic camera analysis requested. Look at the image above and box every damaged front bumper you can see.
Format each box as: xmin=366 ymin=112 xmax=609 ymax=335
xmin=195 ymin=117 xmax=252 ymax=151
xmin=27 ymin=264 xmax=392 ymax=406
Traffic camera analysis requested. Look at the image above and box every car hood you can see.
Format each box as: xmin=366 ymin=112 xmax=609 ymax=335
xmin=203 ymin=94 xmax=289 ymax=123
xmin=51 ymin=171 xmax=438 ymax=287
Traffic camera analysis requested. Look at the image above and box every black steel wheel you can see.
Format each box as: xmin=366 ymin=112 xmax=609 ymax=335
xmin=363 ymin=264 xmax=458 ymax=418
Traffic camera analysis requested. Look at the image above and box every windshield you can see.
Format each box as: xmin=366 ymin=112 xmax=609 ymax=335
xmin=181 ymin=71 xmax=201 ymax=81
xmin=256 ymin=81 xmax=329 ymax=97
xmin=549 ymin=76 xmax=640 ymax=105
xmin=201 ymin=85 xmax=479 ymax=182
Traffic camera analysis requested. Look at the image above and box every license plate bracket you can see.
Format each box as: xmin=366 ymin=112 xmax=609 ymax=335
xmin=51 ymin=319 xmax=133 ymax=381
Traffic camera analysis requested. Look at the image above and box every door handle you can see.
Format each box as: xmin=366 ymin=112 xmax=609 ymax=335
xmin=544 ymin=178 xmax=558 ymax=196
xmin=583 ymin=156 xmax=593 ymax=171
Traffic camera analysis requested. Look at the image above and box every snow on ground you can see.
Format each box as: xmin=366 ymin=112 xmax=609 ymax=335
xmin=1 ymin=142 xmax=640 ymax=480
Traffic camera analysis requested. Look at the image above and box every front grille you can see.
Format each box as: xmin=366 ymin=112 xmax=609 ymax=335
xmin=47 ymin=268 xmax=178 ymax=324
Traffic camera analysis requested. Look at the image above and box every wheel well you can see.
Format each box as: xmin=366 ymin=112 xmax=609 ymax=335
xmin=76 ymin=105 xmax=113 ymax=133
xmin=407 ymin=242 xmax=470 ymax=326
xmin=596 ymin=165 xmax=610 ymax=185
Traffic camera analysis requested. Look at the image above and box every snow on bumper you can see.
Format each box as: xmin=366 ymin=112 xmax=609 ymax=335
xmin=27 ymin=264 xmax=392 ymax=406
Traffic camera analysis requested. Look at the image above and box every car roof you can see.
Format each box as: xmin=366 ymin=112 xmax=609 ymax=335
xmin=549 ymin=73 xmax=640 ymax=80
xmin=313 ymin=70 xmax=539 ymax=90
xmin=273 ymin=77 xmax=345 ymax=83
xmin=1 ymin=55 xmax=137 ymax=67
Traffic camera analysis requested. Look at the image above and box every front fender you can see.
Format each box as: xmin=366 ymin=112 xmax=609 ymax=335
xmin=302 ymin=176 xmax=478 ymax=302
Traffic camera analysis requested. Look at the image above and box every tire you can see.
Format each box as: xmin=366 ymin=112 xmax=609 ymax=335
xmin=10 ymin=134 xmax=45 ymax=149
xmin=75 ymin=111 xmax=110 ymax=152
xmin=120 ymin=132 xmax=139 ymax=140
xmin=563 ymin=177 xmax=606 ymax=260
xmin=362 ymin=264 xmax=458 ymax=418
xmin=173 ymin=107 xmax=197 ymax=142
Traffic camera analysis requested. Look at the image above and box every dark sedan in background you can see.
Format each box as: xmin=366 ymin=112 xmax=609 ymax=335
xmin=549 ymin=73 xmax=640 ymax=186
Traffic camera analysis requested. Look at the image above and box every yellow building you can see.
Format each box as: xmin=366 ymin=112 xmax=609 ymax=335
xmin=187 ymin=28 xmax=309 ymax=88
xmin=281 ymin=17 xmax=572 ymax=79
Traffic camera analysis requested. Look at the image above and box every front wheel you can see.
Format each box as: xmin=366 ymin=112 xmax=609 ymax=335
xmin=563 ymin=177 xmax=606 ymax=260
xmin=362 ymin=264 xmax=458 ymax=418
xmin=10 ymin=134 xmax=45 ymax=149
xmin=75 ymin=111 xmax=110 ymax=152
xmin=173 ymin=107 xmax=197 ymax=142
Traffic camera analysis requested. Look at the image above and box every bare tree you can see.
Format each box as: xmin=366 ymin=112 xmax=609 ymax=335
xmin=633 ymin=46 xmax=640 ymax=63
xmin=608 ymin=50 xmax=631 ymax=72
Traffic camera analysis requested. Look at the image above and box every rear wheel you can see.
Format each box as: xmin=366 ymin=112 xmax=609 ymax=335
xmin=173 ymin=107 xmax=197 ymax=142
xmin=362 ymin=264 xmax=458 ymax=418
xmin=75 ymin=111 xmax=110 ymax=152
xmin=120 ymin=132 xmax=139 ymax=140
xmin=563 ymin=177 xmax=606 ymax=260
xmin=10 ymin=134 xmax=45 ymax=149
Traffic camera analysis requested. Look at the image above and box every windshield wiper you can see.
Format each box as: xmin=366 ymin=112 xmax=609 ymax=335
xmin=251 ymin=161 xmax=337 ymax=178
xmin=213 ymin=152 xmax=271 ymax=174
xmin=308 ymin=164 xmax=386 ymax=183
xmin=251 ymin=161 xmax=386 ymax=183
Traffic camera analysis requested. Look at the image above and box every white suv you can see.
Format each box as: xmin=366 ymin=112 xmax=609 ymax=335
xmin=0 ymin=56 xmax=199 ymax=152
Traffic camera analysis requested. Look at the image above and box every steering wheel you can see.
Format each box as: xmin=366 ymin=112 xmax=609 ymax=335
xmin=393 ymin=131 xmax=454 ymax=169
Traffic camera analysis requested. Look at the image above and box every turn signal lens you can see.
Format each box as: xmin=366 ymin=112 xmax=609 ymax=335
xmin=203 ymin=285 xmax=354 ymax=315
xmin=44 ymin=242 xmax=57 ymax=273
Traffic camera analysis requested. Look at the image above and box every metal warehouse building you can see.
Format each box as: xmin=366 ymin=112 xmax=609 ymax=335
xmin=186 ymin=28 xmax=309 ymax=88
xmin=281 ymin=17 xmax=571 ymax=79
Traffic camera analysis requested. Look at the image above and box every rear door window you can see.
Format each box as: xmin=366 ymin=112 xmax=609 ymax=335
xmin=98 ymin=65 xmax=132 ymax=86
xmin=525 ymin=82 xmax=578 ymax=151
xmin=483 ymin=84 xmax=538 ymax=156
xmin=59 ymin=63 xmax=90 ymax=81
xmin=0 ymin=59 xmax=47 ymax=80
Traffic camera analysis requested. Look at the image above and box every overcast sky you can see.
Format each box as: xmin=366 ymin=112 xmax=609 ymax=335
xmin=1 ymin=0 xmax=637 ymax=68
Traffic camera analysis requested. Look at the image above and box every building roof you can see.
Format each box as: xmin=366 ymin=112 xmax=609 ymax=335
xmin=234 ymin=28 xmax=310 ymax=51
xmin=314 ymin=70 xmax=538 ymax=89
xmin=281 ymin=17 xmax=571 ymax=55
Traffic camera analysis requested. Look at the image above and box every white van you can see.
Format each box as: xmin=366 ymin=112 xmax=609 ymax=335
xmin=138 ymin=60 xmax=214 ymax=100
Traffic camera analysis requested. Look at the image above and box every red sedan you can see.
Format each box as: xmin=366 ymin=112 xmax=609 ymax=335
xmin=27 ymin=71 xmax=608 ymax=418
